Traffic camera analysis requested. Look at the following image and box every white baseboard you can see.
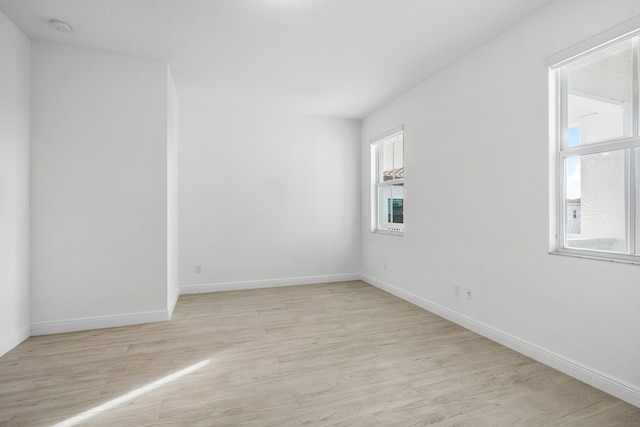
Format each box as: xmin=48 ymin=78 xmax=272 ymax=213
xmin=30 ymin=310 xmax=170 ymax=336
xmin=0 ymin=325 xmax=30 ymax=357
xmin=180 ymin=273 xmax=361 ymax=295
xmin=360 ymin=274 xmax=640 ymax=409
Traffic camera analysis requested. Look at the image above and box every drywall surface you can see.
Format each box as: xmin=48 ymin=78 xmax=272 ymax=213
xmin=167 ymin=66 xmax=180 ymax=313
xmin=0 ymin=10 xmax=30 ymax=356
xmin=361 ymin=0 xmax=640 ymax=406
xmin=30 ymin=42 xmax=169 ymax=329
xmin=179 ymin=102 xmax=360 ymax=289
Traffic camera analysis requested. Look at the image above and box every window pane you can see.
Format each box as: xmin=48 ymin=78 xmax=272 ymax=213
xmin=567 ymin=39 xmax=633 ymax=146
xmin=565 ymin=150 xmax=628 ymax=253
xmin=379 ymin=139 xmax=394 ymax=182
xmin=378 ymin=134 xmax=403 ymax=182
xmin=393 ymin=134 xmax=403 ymax=176
xmin=378 ymin=184 xmax=404 ymax=232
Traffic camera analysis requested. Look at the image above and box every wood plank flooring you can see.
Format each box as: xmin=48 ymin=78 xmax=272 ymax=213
xmin=1 ymin=281 xmax=638 ymax=426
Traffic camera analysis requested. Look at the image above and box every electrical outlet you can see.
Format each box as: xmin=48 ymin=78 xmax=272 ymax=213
xmin=383 ymin=262 xmax=388 ymax=271
xmin=466 ymin=288 xmax=473 ymax=300
xmin=195 ymin=265 xmax=202 ymax=274
xmin=454 ymin=285 xmax=460 ymax=296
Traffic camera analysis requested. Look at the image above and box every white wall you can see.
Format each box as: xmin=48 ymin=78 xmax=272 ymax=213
xmin=179 ymin=103 xmax=360 ymax=292
xmin=30 ymin=42 xmax=172 ymax=333
xmin=167 ymin=66 xmax=180 ymax=313
xmin=361 ymin=0 xmax=640 ymax=407
xmin=0 ymin=11 xmax=30 ymax=356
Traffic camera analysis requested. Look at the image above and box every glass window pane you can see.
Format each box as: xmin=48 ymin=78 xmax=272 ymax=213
xmin=565 ymin=150 xmax=628 ymax=253
xmin=378 ymin=184 xmax=404 ymax=232
xmin=378 ymin=134 xmax=403 ymax=182
xmin=379 ymin=139 xmax=394 ymax=182
xmin=567 ymin=39 xmax=633 ymax=146
xmin=393 ymin=134 xmax=403 ymax=174
xmin=378 ymin=186 xmax=391 ymax=230
xmin=390 ymin=184 xmax=404 ymax=225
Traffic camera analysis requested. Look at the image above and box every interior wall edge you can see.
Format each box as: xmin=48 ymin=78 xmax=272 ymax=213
xmin=0 ymin=326 xmax=30 ymax=358
xmin=0 ymin=8 xmax=30 ymax=361
xmin=168 ymin=291 xmax=179 ymax=317
xmin=179 ymin=273 xmax=361 ymax=295
xmin=360 ymin=273 xmax=640 ymax=409
xmin=30 ymin=310 xmax=171 ymax=336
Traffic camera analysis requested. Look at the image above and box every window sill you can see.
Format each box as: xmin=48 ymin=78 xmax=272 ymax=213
xmin=549 ymin=249 xmax=640 ymax=266
xmin=372 ymin=229 xmax=404 ymax=237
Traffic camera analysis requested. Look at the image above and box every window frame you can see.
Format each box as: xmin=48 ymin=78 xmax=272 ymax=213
xmin=550 ymin=24 xmax=640 ymax=264
xmin=371 ymin=126 xmax=405 ymax=236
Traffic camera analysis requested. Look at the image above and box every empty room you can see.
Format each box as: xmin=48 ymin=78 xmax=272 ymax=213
xmin=1 ymin=0 xmax=640 ymax=425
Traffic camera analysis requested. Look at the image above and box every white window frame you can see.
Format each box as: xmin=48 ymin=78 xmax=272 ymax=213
xmin=549 ymin=18 xmax=640 ymax=264
xmin=371 ymin=126 xmax=404 ymax=236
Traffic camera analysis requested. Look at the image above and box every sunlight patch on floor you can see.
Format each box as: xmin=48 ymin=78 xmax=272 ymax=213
xmin=51 ymin=359 xmax=211 ymax=427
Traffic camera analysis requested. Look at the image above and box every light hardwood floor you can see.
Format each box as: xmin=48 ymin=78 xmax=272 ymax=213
xmin=1 ymin=281 xmax=639 ymax=426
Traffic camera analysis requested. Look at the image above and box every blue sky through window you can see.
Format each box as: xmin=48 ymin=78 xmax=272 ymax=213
xmin=568 ymin=126 xmax=580 ymax=148
xmin=566 ymin=127 xmax=581 ymax=199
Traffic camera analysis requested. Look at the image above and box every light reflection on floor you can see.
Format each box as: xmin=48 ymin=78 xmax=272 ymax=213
xmin=51 ymin=359 xmax=211 ymax=427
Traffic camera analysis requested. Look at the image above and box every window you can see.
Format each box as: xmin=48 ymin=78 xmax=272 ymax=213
xmin=551 ymin=27 xmax=640 ymax=262
xmin=371 ymin=127 xmax=404 ymax=234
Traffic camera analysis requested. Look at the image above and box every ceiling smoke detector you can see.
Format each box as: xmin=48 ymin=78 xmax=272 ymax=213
xmin=50 ymin=19 xmax=72 ymax=33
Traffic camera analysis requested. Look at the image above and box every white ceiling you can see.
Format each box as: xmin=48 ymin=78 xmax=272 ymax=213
xmin=0 ymin=0 xmax=552 ymax=119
